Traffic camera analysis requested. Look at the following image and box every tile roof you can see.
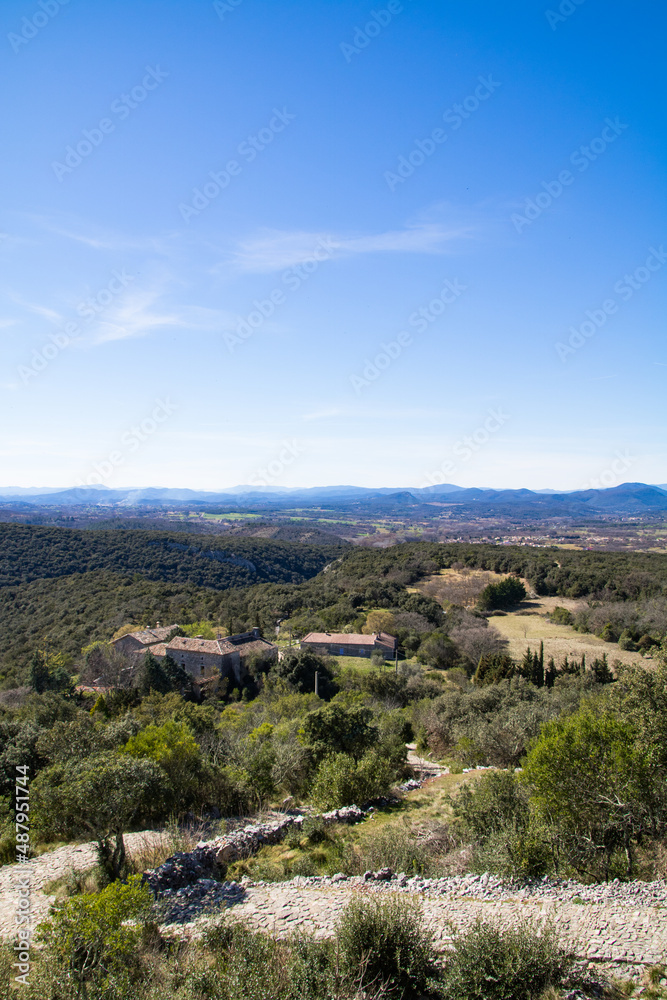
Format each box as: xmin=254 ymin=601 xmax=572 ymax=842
xmin=166 ymin=637 xmax=232 ymax=654
xmin=301 ymin=632 xmax=396 ymax=647
xmin=117 ymin=625 xmax=179 ymax=645
xmin=237 ymin=638 xmax=278 ymax=658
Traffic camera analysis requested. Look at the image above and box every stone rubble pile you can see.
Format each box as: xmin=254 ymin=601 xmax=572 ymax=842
xmin=143 ymin=806 xmax=367 ymax=897
xmin=253 ymin=869 xmax=667 ymax=909
xmin=397 ymin=778 xmax=423 ymax=791
xmin=155 ymin=879 xmax=246 ymax=925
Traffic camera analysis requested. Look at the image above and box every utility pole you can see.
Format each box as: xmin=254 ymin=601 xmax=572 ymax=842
xmin=314 ymin=669 xmax=319 ymax=697
xmin=395 ymin=650 xmax=398 ymax=675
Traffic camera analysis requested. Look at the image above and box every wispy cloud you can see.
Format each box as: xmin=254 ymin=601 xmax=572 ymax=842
xmin=3 ymin=292 xmax=64 ymax=324
xmin=89 ymin=282 xmax=240 ymax=345
xmin=226 ymin=221 xmax=475 ymax=274
xmin=22 ymin=213 xmax=172 ymax=256
xmin=301 ymin=407 xmax=343 ymax=421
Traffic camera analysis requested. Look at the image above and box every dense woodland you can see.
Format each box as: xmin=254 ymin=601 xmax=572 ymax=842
xmin=2 ymin=531 xmax=667 ymax=685
xmin=0 ymin=524 xmax=346 ymax=590
xmin=1 ymin=528 xmax=667 ymax=997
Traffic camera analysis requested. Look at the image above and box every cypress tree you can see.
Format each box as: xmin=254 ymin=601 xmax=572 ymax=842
xmin=29 ymin=650 xmax=50 ymax=693
xmin=545 ymin=657 xmax=557 ymax=688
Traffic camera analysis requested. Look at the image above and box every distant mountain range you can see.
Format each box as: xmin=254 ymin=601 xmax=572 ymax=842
xmin=0 ymin=482 xmax=666 ymax=518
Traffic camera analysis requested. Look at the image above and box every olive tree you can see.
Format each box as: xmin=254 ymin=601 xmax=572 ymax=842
xmin=32 ymin=751 xmax=164 ymax=881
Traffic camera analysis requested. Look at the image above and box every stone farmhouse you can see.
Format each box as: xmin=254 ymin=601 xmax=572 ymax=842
xmin=112 ymin=624 xmax=180 ymax=658
xmin=112 ymin=624 xmax=277 ymax=684
xmin=300 ymin=631 xmax=397 ymax=659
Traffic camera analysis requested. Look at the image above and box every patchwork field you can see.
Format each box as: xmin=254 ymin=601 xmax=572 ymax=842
xmin=411 ymin=567 xmax=508 ymax=607
xmin=413 ymin=568 xmax=646 ymax=670
xmin=490 ymin=596 xmax=645 ymax=668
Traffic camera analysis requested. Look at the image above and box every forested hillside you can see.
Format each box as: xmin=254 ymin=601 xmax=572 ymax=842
xmin=0 ymin=572 xmax=229 ymax=686
xmin=0 ymin=525 xmax=346 ymax=590
xmin=3 ymin=537 xmax=667 ymax=687
xmin=329 ymin=542 xmax=667 ymax=601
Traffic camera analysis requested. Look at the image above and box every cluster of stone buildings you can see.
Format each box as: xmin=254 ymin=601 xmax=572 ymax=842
xmin=112 ymin=623 xmax=399 ymax=690
xmin=112 ymin=624 xmax=278 ymax=685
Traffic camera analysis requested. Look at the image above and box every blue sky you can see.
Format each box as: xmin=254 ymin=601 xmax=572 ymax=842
xmin=1 ymin=0 xmax=665 ymax=491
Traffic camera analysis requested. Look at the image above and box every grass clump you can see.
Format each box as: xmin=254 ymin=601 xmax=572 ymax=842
xmin=439 ymin=918 xmax=573 ymax=1000
xmin=349 ymin=818 xmax=458 ymax=877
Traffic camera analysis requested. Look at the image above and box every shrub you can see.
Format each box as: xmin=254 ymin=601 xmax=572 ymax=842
xmin=550 ymin=606 xmax=574 ymax=625
xmin=477 ymin=577 xmax=526 ymax=611
xmin=451 ymin=770 xmax=555 ymax=879
xmin=37 ymin=875 xmax=152 ymax=990
xmin=309 ymin=749 xmax=394 ymax=810
xmin=439 ymin=918 xmax=573 ymax=1000
xmin=336 ymin=895 xmax=439 ymax=996
xmin=452 ymin=770 xmax=530 ymax=842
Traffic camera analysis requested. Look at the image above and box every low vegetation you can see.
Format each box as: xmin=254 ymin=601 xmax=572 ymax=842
xmin=0 ymin=885 xmax=594 ymax=1000
xmin=1 ymin=534 xmax=667 ymax=997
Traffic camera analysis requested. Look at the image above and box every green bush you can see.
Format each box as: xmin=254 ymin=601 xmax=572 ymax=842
xmin=336 ymin=895 xmax=439 ymax=997
xmin=309 ymin=749 xmax=395 ymax=810
xmin=37 ymin=875 xmax=152 ymax=991
xmin=550 ymin=606 xmax=574 ymax=625
xmin=453 ymin=770 xmax=530 ymax=842
xmin=439 ymin=918 xmax=572 ymax=1000
xmin=477 ymin=577 xmax=526 ymax=611
xmin=201 ymin=919 xmax=345 ymax=1000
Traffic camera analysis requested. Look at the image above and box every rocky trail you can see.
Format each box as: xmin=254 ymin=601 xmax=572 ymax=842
xmin=159 ymin=870 xmax=667 ymax=978
xmin=2 ymin=811 xmax=666 ymax=981
xmin=0 ymin=830 xmax=163 ymax=938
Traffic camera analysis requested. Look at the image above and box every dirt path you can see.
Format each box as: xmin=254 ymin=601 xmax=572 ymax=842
xmin=406 ymin=744 xmax=449 ymax=780
xmin=0 ymin=831 xmax=162 ymax=938
xmin=200 ymin=878 xmax=667 ymax=971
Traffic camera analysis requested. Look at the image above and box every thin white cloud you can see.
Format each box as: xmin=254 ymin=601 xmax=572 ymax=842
xmin=227 ymin=221 xmax=475 ymax=274
xmin=89 ymin=283 xmax=240 ymax=345
xmin=3 ymin=293 xmax=64 ymax=324
xmin=301 ymin=407 xmax=343 ymax=421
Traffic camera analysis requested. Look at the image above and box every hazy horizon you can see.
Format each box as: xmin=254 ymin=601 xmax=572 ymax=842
xmin=1 ymin=480 xmax=665 ymax=496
